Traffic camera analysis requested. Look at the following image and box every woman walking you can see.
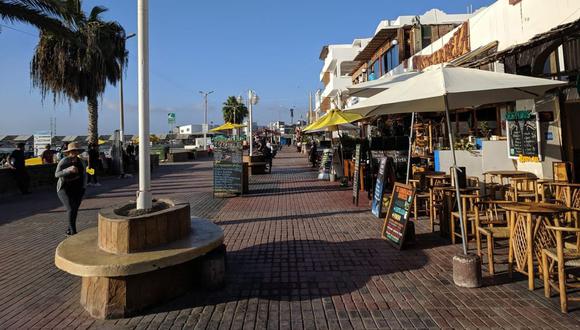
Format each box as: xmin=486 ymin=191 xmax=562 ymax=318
xmin=55 ymin=142 xmax=86 ymax=236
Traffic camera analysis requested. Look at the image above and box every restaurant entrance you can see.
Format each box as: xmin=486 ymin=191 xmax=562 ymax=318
xmin=561 ymin=100 xmax=580 ymax=182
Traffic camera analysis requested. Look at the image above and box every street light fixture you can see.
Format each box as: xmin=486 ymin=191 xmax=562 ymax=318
xmin=198 ymin=90 xmax=214 ymax=151
xmin=118 ymin=32 xmax=136 ymax=178
xmin=248 ymin=90 xmax=258 ymax=155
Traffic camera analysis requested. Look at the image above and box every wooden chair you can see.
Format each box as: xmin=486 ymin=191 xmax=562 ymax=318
xmin=553 ymin=161 xmax=574 ymax=183
xmin=468 ymin=176 xmax=480 ymax=189
xmin=542 ymin=226 xmax=580 ymax=313
xmin=410 ymin=179 xmax=430 ymax=221
xmin=450 ymin=192 xmax=480 ymax=244
xmin=427 ymin=174 xmax=451 ymax=232
xmin=474 ymin=200 xmax=511 ymax=275
xmin=507 ymin=177 xmax=539 ymax=202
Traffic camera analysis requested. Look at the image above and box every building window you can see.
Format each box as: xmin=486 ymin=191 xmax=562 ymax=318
xmin=422 ymin=26 xmax=432 ymax=48
xmin=382 ymin=44 xmax=400 ymax=75
xmin=369 ymin=60 xmax=380 ymax=80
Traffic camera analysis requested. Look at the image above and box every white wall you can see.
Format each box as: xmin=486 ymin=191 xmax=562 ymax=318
xmin=469 ymin=0 xmax=580 ymax=51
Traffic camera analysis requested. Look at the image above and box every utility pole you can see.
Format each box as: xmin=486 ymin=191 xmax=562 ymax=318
xmin=137 ymin=0 xmax=152 ymax=210
xmin=308 ymin=92 xmax=313 ymax=124
xmin=199 ymin=90 xmax=214 ymax=151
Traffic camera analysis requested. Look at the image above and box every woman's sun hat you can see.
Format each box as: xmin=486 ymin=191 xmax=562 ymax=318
xmin=63 ymin=142 xmax=84 ymax=154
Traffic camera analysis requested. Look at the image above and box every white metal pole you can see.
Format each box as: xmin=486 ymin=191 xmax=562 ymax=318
xmin=137 ymin=0 xmax=152 ymax=210
xmin=406 ymin=112 xmax=415 ymax=184
xmin=444 ymin=95 xmax=467 ymax=255
xmin=118 ymin=66 xmax=125 ymax=177
xmin=203 ymin=93 xmax=208 ymax=151
xmin=248 ymin=90 xmax=253 ymax=156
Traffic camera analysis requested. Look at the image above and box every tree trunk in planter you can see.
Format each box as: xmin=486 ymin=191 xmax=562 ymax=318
xmin=88 ymin=96 xmax=99 ymax=146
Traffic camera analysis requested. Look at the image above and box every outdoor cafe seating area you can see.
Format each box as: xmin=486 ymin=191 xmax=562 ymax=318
xmin=412 ymin=161 xmax=580 ymax=313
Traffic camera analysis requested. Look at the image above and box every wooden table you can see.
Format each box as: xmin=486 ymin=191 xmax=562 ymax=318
xmin=500 ymin=202 xmax=570 ymax=290
xmin=483 ymin=170 xmax=536 ymax=198
xmin=440 ymin=186 xmax=480 ymax=238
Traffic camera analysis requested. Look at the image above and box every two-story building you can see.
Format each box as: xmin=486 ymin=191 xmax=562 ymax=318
xmin=315 ymin=39 xmax=370 ymax=118
xmin=350 ymin=9 xmax=475 ymax=86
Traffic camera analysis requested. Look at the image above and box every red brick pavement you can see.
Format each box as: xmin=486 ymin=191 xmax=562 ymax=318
xmin=0 ymin=149 xmax=579 ymax=329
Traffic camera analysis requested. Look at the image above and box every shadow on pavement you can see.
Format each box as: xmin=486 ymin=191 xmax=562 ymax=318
xmin=217 ymin=209 xmax=369 ymax=226
xmin=145 ymin=238 xmax=429 ymax=314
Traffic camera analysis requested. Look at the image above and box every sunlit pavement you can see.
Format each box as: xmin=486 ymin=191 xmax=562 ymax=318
xmin=0 ymin=149 xmax=579 ymax=329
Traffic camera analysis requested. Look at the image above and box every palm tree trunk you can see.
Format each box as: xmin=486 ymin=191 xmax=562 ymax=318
xmin=87 ymin=96 xmax=98 ymax=145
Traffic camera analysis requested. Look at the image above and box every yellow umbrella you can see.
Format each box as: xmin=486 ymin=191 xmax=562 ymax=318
xmin=304 ymin=109 xmax=362 ymax=132
xmin=98 ymin=139 xmax=107 ymax=145
xmin=209 ymin=122 xmax=246 ymax=132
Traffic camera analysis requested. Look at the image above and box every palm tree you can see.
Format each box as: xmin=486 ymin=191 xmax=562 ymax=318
xmin=30 ymin=1 xmax=127 ymax=144
xmin=222 ymin=96 xmax=248 ymax=124
xmin=0 ymin=0 xmax=71 ymax=35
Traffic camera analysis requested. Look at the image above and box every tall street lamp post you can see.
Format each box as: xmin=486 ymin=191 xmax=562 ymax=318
xmin=118 ymin=32 xmax=136 ymax=178
xmin=248 ymin=90 xmax=259 ymax=156
xmin=199 ymin=90 xmax=214 ymax=151
xmin=137 ymin=0 xmax=151 ymax=210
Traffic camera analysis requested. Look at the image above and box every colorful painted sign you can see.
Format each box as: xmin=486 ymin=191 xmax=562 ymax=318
xmin=382 ymin=183 xmax=415 ymax=250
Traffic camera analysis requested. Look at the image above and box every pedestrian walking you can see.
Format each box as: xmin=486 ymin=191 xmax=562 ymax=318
xmin=56 ymin=143 xmax=68 ymax=161
xmin=309 ymin=141 xmax=318 ymax=168
xmin=8 ymin=143 xmax=30 ymax=194
xmin=55 ymin=142 xmax=86 ymax=236
xmin=87 ymin=143 xmax=101 ymax=186
xmin=41 ymin=144 xmax=55 ymax=164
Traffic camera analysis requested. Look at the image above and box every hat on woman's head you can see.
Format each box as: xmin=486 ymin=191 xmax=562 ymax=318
xmin=63 ymin=142 xmax=84 ymax=154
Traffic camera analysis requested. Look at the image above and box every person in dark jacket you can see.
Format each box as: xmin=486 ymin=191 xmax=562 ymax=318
xmin=8 ymin=143 xmax=30 ymax=194
xmin=87 ymin=143 xmax=101 ymax=186
xmin=309 ymin=141 xmax=318 ymax=168
xmin=55 ymin=142 xmax=86 ymax=236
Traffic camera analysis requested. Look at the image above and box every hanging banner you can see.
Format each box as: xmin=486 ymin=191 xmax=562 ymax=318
xmin=506 ymin=110 xmax=541 ymax=161
xmin=213 ymin=137 xmax=243 ymax=196
xmin=371 ymin=157 xmax=387 ymax=217
xmin=352 ymin=144 xmax=361 ymax=205
xmin=381 ymin=183 xmax=415 ymax=250
xmin=318 ymin=149 xmax=333 ymax=180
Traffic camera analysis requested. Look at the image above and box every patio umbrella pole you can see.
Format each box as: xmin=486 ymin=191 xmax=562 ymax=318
xmin=444 ymin=95 xmax=468 ymax=255
xmin=405 ymin=112 xmax=415 ymax=184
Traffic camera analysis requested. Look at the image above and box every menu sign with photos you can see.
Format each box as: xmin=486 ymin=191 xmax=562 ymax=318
xmin=213 ymin=137 xmax=243 ymax=196
xmin=506 ymin=110 xmax=540 ymax=160
xmin=352 ymin=144 xmax=361 ymax=205
xmin=381 ymin=183 xmax=415 ymax=250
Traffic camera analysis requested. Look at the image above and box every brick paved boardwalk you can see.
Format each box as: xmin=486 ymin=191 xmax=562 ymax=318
xmin=0 ymin=149 xmax=579 ymax=329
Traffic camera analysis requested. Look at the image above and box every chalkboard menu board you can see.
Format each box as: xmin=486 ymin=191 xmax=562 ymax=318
xmin=352 ymin=144 xmax=361 ymax=205
xmin=318 ymin=149 xmax=333 ymax=180
xmin=213 ymin=138 xmax=243 ymax=196
xmin=506 ymin=111 xmax=540 ymax=160
xmin=371 ymin=157 xmax=387 ymax=218
xmin=381 ymin=183 xmax=415 ymax=250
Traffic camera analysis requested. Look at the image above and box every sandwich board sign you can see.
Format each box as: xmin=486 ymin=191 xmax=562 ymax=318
xmin=213 ymin=137 xmax=243 ymax=196
xmin=371 ymin=157 xmax=387 ymax=217
xmin=352 ymin=144 xmax=361 ymax=205
xmin=381 ymin=182 xmax=415 ymax=250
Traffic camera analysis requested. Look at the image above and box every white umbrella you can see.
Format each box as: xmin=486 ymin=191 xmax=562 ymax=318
xmin=347 ymin=65 xmax=565 ymax=117
xmin=347 ymin=71 xmax=420 ymax=98
xmin=347 ymin=64 xmax=566 ymax=255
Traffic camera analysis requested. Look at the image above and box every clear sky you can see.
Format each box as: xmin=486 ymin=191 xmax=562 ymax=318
xmin=0 ymin=0 xmax=495 ymax=136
